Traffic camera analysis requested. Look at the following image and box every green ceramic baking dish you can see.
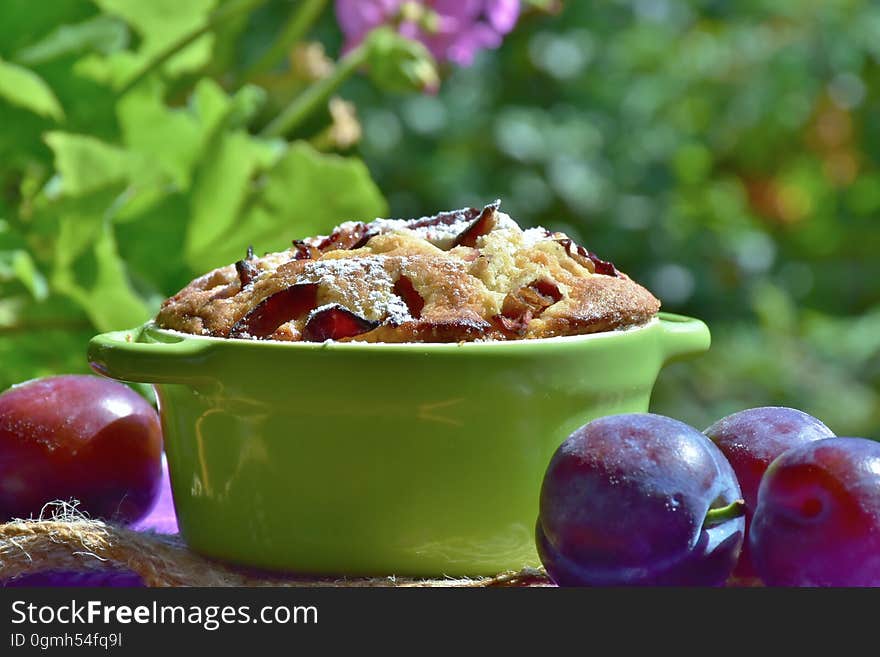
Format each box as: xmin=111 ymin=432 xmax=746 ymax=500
xmin=87 ymin=312 xmax=709 ymax=577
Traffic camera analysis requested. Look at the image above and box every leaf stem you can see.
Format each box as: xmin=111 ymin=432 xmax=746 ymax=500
xmin=703 ymin=499 xmax=746 ymax=528
xmin=243 ymin=0 xmax=329 ymax=81
xmin=117 ymin=0 xmax=268 ymax=97
xmin=259 ymin=36 xmax=370 ymax=139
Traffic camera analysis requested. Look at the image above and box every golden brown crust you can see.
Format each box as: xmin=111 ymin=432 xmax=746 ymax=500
xmin=155 ymin=203 xmax=661 ymax=342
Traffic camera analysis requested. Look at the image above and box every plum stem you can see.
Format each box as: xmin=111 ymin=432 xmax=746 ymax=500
xmin=703 ymin=499 xmax=746 ymax=527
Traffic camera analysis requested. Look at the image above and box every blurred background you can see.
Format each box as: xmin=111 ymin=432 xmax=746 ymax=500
xmin=0 ymin=0 xmax=878 ymax=435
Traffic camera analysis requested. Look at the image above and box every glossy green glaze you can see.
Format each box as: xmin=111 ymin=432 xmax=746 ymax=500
xmin=87 ymin=313 xmax=709 ymax=576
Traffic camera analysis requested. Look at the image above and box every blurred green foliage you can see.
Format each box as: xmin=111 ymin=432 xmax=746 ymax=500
xmin=0 ymin=0 xmax=388 ymax=392
xmin=346 ymin=0 xmax=880 ymax=436
xmin=0 ymin=0 xmax=877 ymax=437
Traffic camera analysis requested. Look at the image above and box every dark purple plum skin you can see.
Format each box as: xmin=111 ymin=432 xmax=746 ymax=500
xmin=704 ymin=407 xmax=835 ymax=577
xmin=750 ymin=437 xmax=880 ymax=587
xmin=0 ymin=375 xmax=163 ymax=525
xmin=537 ymin=413 xmax=744 ymax=586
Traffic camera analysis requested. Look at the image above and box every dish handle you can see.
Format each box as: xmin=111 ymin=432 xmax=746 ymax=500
xmin=88 ymin=325 xmax=216 ymax=384
xmin=656 ymin=313 xmax=711 ymax=364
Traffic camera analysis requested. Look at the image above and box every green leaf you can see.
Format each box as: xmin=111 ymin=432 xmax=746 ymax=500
xmin=0 ymin=250 xmax=49 ymax=300
xmin=116 ymin=191 xmax=196 ymax=297
xmin=13 ymin=15 xmax=129 ymax=65
xmin=116 ymin=83 xmax=204 ymax=188
xmin=0 ymin=58 xmax=64 ymax=120
xmin=53 ymin=215 xmax=152 ymax=331
xmin=44 ymin=131 xmax=134 ymax=196
xmin=0 ymin=219 xmax=22 ymax=248
xmin=0 ymin=327 xmax=96 ymax=393
xmin=185 ymin=130 xmax=281 ymax=271
xmin=116 ymin=78 xmax=235 ymax=189
xmin=0 ymin=0 xmax=94 ymax=59
xmin=185 ymin=141 xmax=387 ymax=272
xmin=52 ymin=195 xmax=109 ymax=265
xmin=94 ymin=0 xmax=215 ymax=50
xmin=226 ymin=84 xmax=267 ymax=129
xmin=189 ymin=76 xmax=237 ymax=131
xmin=112 ymin=78 xmax=267 ymax=195
xmin=0 ymin=296 xmax=26 ymax=329
xmin=83 ymin=0 xmax=217 ymax=87
xmin=43 ymin=188 xmax=151 ymax=332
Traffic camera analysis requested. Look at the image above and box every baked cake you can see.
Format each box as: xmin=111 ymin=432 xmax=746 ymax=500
xmin=156 ymin=202 xmax=660 ymax=343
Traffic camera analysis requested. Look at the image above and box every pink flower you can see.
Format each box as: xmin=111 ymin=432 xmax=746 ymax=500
xmin=335 ymin=0 xmax=521 ymax=66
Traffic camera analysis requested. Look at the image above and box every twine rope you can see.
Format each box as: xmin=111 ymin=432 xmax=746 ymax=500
xmin=0 ymin=504 xmax=550 ymax=587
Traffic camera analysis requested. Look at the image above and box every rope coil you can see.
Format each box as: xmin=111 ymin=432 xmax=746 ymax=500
xmin=0 ymin=506 xmax=550 ymax=587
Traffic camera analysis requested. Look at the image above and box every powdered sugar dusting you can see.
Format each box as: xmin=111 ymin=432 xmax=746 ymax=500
xmin=522 ymin=226 xmax=553 ymax=247
xmin=298 ymin=257 xmax=384 ymax=286
xmin=368 ymin=213 xmax=475 ymax=250
xmin=363 ymin=204 xmax=524 ymax=251
xmin=333 ymin=220 xmax=367 ymax=235
xmin=296 ymin=256 xmax=413 ymax=324
xmin=369 ymin=286 xmax=411 ymax=325
xmin=492 ymin=211 xmax=519 ymax=232
xmin=417 ymin=221 xmax=472 ymax=249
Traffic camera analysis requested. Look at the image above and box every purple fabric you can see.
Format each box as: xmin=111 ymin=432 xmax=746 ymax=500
xmin=335 ymin=0 xmax=520 ymax=66
xmin=131 ymin=454 xmax=179 ymax=535
xmin=2 ymin=456 xmax=178 ymax=587
xmin=3 ymin=570 xmax=145 ymax=587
